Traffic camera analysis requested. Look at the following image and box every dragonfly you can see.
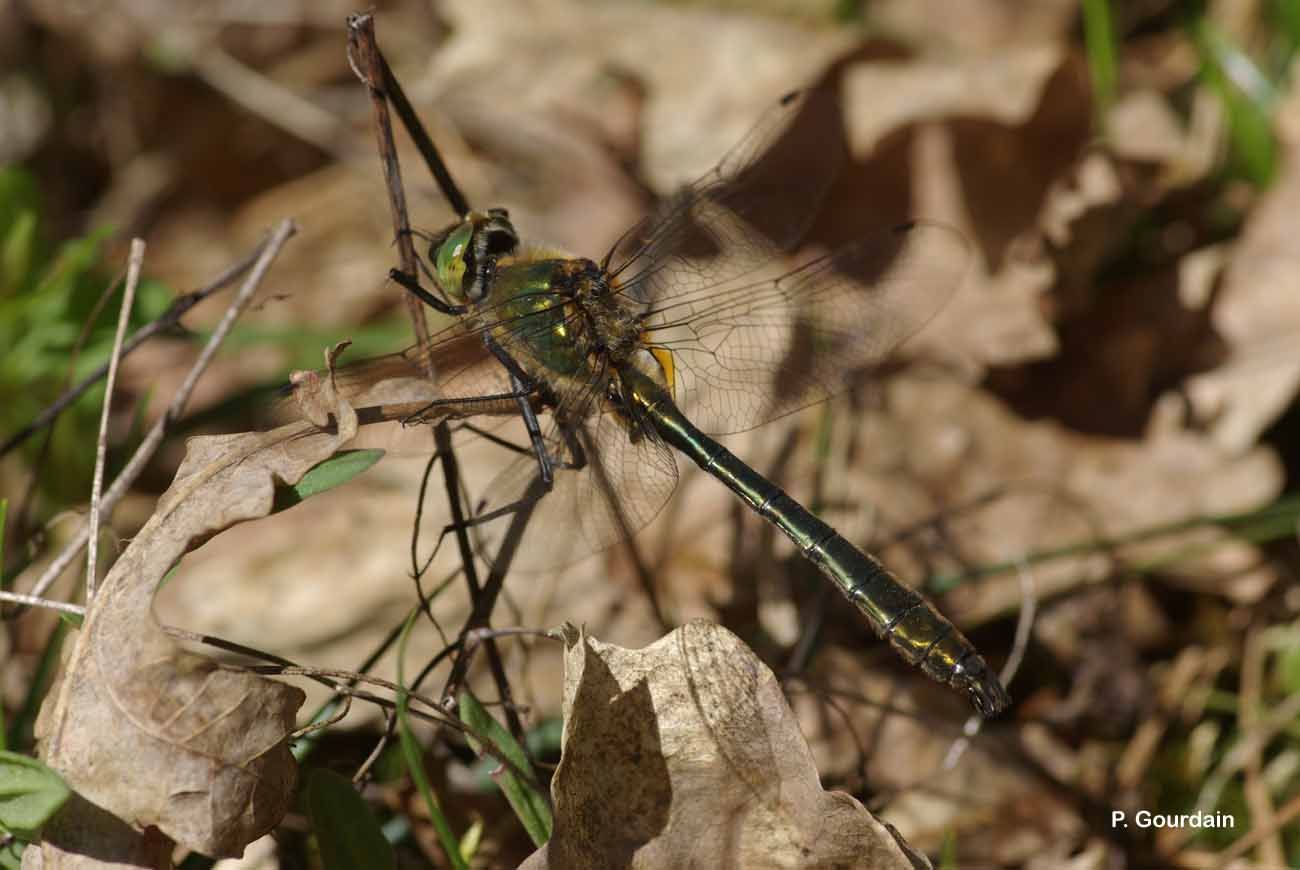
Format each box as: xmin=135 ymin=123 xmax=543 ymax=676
xmin=322 ymin=90 xmax=1009 ymax=717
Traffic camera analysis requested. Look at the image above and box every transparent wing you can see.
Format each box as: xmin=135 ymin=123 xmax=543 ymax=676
xmin=598 ymin=90 xmax=970 ymax=435
xmin=284 ymin=88 xmax=965 ymax=573
xmin=641 ymin=221 xmax=971 ymax=435
xmin=295 ymin=287 xmax=584 ymax=421
xmin=464 ymin=409 xmax=680 ymax=572
xmin=603 ymin=89 xmax=843 ymax=305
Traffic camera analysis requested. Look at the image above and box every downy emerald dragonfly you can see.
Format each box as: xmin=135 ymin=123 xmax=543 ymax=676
xmin=324 ymin=89 xmax=1009 ymax=717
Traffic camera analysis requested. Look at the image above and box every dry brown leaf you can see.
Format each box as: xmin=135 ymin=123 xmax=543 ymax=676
xmin=842 ymin=45 xmax=1067 ymax=156
xmin=868 ymin=376 xmax=1282 ymax=622
xmin=782 ymin=646 xmax=1087 ymax=865
xmin=1182 ymin=108 xmax=1300 ymax=452
xmin=520 ymin=621 xmax=931 ymax=870
xmin=23 ymin=397 xmax=369 ymax=863
xmin=428 ymin=0 xmax=856 ymax=192
xmin=865 ymin=0 xmax=1077 ymax=51
xmin=835 ymin=48 xmax=1077 ymax=373
xmin=1107 ymin=89 xmax=1199 ymax=169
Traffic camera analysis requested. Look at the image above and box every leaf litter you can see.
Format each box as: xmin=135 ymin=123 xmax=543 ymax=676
xmin=26 ymin=376 xmax=376 ymax=862
xmin=10 ymin=0 xmax=1300 ymax=865
xmin=520 ymin=621 xmax=930 ymax=870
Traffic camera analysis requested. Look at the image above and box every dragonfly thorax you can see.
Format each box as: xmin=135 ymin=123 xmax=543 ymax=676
xmin=575 ymin=274 xmax=645 ymax=364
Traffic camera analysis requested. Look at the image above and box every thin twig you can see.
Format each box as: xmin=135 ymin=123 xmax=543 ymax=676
xmin=1239 ymin=626 xmax=1285 ymax=868
xmin=0 ymin=589 xmax=86 ymax=616
xmin=347 ymin=10 xmax=526 ymax=731
xmin=260 ymin=666 xmax=450 ymax=719
xmin=18 ymin=222 xmax=296 ymax=607
xmin=295 ymin=693 xmax=355 ymax=741
xmin=433 ymin=426 xmax=534 ymax=743
xmin=235 ymin=647 xmax=552 ymax=793
xmin=943 ymin=558 xmax=1035 ymax=769
xmin=999 ymin=559 xmax=1037 ymax=687
xmin=410 ymin=451 xmax=456 ymax=651
xmin=346 ymin=12 xmax=430 ymax=350
xmin=1212 ymin=790 xmax=1300 ymax=865
xmin=376 ymin=51 xmax=469 ymax=217
xmin=1195 ymin=687 xmax=1300 ymax=817
xmin=192 ymin=45 xmax=343 ymax=154
xmin=350 ymin=707 xmax=395 ymax=782
xmin=347 ymin=13 xmax=541 ymax=768
xmin=459 ymin=626 xmax=553 ymax=686
xmin=162 ymin=623 xmax=449 ymax=725
xmin=440 ymin=476 xmax=543 ymax=700
xmin=87 ymin=239 xmax=145 ymax=601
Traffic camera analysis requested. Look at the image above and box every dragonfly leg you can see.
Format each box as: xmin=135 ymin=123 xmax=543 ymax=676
xmin=556 ymin=421 xmax=588 ymax=472
xmin=482 ymin=336 xmax=555 ymax=490
xmin=507 ymin=369 xmax=553 ymax=488
xmin=453 ymin=423 xmax=577 ymax=475
xmin=437 ymin=421 xmax=586 ymax=540
xmin=455 ymin=422 xmax=536 ymax=456
xmin=402 ymin=387 xmax=538 ymax=425
xmin=389 ymin=267 xmax=466 ymax=316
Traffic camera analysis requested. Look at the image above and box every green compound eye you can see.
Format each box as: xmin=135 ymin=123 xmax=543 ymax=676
xmin=434 ymin=222 xmax=473 ymax=300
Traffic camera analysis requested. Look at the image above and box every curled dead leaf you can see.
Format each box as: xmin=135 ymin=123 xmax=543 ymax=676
xmin=26 ymin=395 xmax=367 ymax=863
xmin=521 ymin=621 xmax=930 ymax=870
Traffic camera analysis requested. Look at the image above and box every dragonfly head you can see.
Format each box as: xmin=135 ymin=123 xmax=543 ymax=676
xmin=427 ymin=208 xmax=519 ymax=304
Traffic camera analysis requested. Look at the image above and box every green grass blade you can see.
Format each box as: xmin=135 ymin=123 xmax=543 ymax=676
xmin=305 ymin=768 xmax=395 ymax=870
xmin=1190 ymin=15 xmax=1278 ymax=185
xmin=0 ymin=751 xmax=70 ymax=840
xmin=929 ymin=493 xmax=1300 ymax=593
xmin=458 ymin=691 xmax=553 ymax=846
xmin=1277 ymin=0 xmax=1300 ymax=39
xmin=396 ymin=609 xmax=469 ymax=870
xmin=938 ymin=830 xmax=959 ymax=870
xmin=1082 ymin=0 xmax=1119 ymax=129
xmin=5 ymin=621 xmax=67 ymax=752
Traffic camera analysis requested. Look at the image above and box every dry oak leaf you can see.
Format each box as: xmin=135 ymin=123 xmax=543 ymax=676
xmin=23 ymin=398 xmax=364 ymax=865
xmin=520 ymin=621 xmax=930 ymax=870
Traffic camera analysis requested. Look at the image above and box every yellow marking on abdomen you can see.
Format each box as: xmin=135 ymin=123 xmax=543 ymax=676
xmin=650 ymin=346 xmax=676 ymax=396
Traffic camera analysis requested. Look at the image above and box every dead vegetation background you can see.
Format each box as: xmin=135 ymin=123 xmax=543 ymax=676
xmin=3 ymin=0 xmax=1300 ymax=868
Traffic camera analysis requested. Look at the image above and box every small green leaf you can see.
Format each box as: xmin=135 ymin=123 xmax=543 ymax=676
xmin=305 ymin=768 xmax=395 ymax=870
xmin=143 ymin=34 xmax=195 ymax=74
xmin=458 ymin=691 xmax=552 ymax=846
xmin=0 ymin=837 xmax=26 ymax=869
xmin=0 ymin=170 xmax=41 ymax=290
xmin=273 ymin=449 xmax=384 ymax=512
xmin=2 ymin=211 xmax=37 ymax=295
xmin=458 ymin=818 xmax=483 ymax=863
xmin=1276 ymin=642 xmax=1300 ymax=694
xmin=0 ymin=751 xmax=71 ymax=839
xmin=832 ymin=0 xmax=864 ymax=23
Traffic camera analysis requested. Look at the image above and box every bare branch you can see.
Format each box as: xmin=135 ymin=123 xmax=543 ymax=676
xmin=87 ymin=238 xmax=145 ymax=601
xmin=20 ymin=221 xmax=297 ymax=605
